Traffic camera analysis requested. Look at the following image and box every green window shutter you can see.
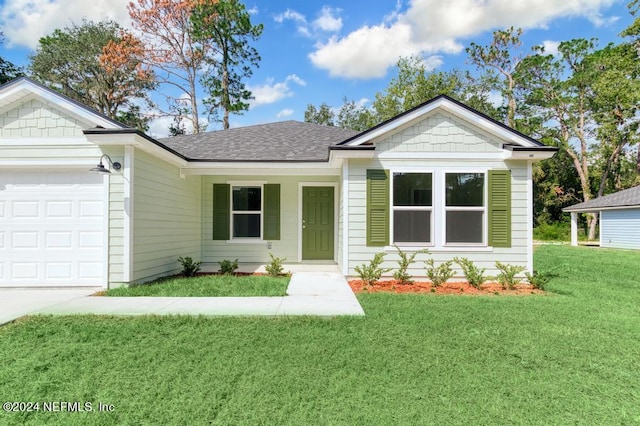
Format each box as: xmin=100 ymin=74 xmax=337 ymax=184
xmin=366 ymin=169 xmax=390 ymax=246
xmin=263 ymin=184 xmax=281 ymax=240
xmin=212 ymin=184 xmax=230 ymax=240
xmin=488 ymin=169 xmax=511 ymax=247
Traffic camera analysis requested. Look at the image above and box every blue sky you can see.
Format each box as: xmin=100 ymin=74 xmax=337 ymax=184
xmin=0 ymin=0 xmax=634 ymax=136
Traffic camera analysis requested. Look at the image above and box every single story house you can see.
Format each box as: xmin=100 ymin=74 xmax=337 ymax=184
xmin=563 ymin=185 xmax=640 ymax=250
xmin=0 ymin=77 xmax=556 ymax=288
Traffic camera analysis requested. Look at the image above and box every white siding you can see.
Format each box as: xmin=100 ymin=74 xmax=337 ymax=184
xmin=601 ymin=209 xmax=640 ymax=250
xmin=202 ymin=175 xmax=339 ymax=266
xmin=346 ymin=112 xmax=531 ymax=278
xmin=0 ymin=99 xmax=86 ymax=138
xmin=132 ymin=149 xmax=202 ymax=282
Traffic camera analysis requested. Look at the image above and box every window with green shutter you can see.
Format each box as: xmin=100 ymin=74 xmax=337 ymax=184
xmin=366 ymin=169 xmax=389 ymax=246
xmin=263 ymin=184 xmax=280 ymax=240
xmin=488 ymin=169 xmax=512 ymax=247
xmin=212 ymin=184 xmax=230 ymax=240
xmin=213 ymin=183 xmax=281 ymax=241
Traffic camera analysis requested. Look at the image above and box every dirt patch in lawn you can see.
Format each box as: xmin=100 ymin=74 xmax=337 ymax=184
xmin=348 ymin=280 xmax=544 ymax=295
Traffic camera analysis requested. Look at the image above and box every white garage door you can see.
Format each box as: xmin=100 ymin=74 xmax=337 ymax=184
xmin=0 ymin=171 xmax=104 ymax=287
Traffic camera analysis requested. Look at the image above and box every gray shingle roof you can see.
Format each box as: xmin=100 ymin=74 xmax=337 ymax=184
xmin=158 ymin=121 xmax=359 ymax=161
xmin=563 ymin=185 xmax=640 ymax=212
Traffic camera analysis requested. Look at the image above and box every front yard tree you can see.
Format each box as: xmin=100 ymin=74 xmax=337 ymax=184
xmin=29 ymin=20 xmax=154 ymax=130
xmin=466 ymin=27 xmax=524 ymax=127
xmin=124 ymin=0 xmax=219 ymax=134
xmin=191 ymin=0 xmax=263 ymax=130
xmin=0 ymin=32 xmax=23 ymax=84
xmin=372 ymin=56 xmax=498 ymax=122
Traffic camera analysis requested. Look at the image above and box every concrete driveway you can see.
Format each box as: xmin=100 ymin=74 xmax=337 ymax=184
xmin=0 ymin=288 xmax=99 ymax=326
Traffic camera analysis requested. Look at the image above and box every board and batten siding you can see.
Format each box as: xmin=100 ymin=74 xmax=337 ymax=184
xmin=345 ymin=110 xmax=531 ymax=278
xmin=131 ymin=149 xmax=201 ymax=283
xmin=202 ymin=175 xmax=339 ymax=265
xmin=601 ymin=208 xmax=640 ymax=250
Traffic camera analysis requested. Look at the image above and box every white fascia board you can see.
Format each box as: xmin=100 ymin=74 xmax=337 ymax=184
xmin=85 ymin=132 xmax=187 ymax=168
xmin=377 ymin=152 xmax=504 ymax=160
xmin=0 ymin=159 xmax=99 ymax=168
xmin=344 ymin=98 xmax=539 ymax=148
xmin=0 ymin=137 xmax=93 ymax=146
xmin=0 ymin=81 xmax=123 ymax=129
xmin=502 ymin=150 xmax=556 ymax=161
xmin=181 ymin=163 xmax=341 ymax=176
xmin=328 ymin=150 xmax=375 ymax=160
xmin=565 ymin=205 xmax=640 ymax=213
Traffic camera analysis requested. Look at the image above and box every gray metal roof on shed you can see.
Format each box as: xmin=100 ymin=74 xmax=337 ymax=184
xmin=563 ymin=185 xmax=640 ymax=212
xmin=158 ymin=121 xmax=359 ymax=162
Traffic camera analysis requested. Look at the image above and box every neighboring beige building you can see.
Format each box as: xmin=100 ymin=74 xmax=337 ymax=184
xmin=0 ymin=77 xmax=556 ymax=288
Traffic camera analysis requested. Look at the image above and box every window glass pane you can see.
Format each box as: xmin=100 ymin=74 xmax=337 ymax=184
xmin=394 ymin=210 xmax=431 ymax=243
xmin=233 ymin=214 xmax=260 ymax=238
xmin=233 ymin=187 xmax=261 ymax=211
xmin=446 ymin=211 xmax=483 ymax=243
xmin=446 ymin=173 xmax=484 ymax=206
xmin=393 ymin=173 xmax=432 ymax=206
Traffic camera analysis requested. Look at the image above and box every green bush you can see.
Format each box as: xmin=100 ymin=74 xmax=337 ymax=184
xmin=392 ymin=245 xmax=428 ymax=285
xmin=265 ymin=253 xmax=286 ymax=277
xmin=218 ymin=259 xmax=239 ymax=275
xmin=533 ymin=221 xmax=570 ymax=241
xmin=424 ymin=259 xmax=454 ymax=287
xmin=453 ymin=257 xmax=486 ymax=289
xmin=495 ymin=261 xmax=526 ymax=290
xmin=177 ymin=256 xmax=201 ymax=277
xmin=354 ymin=253 xmax=391 ymax=286
xmin=524 ymin=270 xmax=557 ymax=290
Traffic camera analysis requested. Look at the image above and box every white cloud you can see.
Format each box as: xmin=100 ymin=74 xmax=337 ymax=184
xmin=309 ymin=0 xmax=618 ymax=79
xmin=541 ymin=40 xmax=561 ymax=56
xmin=313 ymin=7 xmax=342 ymax=32
xmin=249 ymin=74 xmax=307 ymax=107
xmin=274 ymin=8 xmax=310 ymax=36
xmin=277 ymin=108 xmax=294 ymax=118
xmin=0 ymin=0 xmax=131 ymax=49
xmin=247 ymin=6 xmax=259 ymax=15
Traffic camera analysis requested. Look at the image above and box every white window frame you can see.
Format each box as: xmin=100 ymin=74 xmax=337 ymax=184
xmin=386 ymin=168 xmax=490 ymax=252
xmin=391 ymin=171 xmax=434 ymax=246
xmin=228 ymin=181 xmax=265 ymax=241
xmin=443 ymin=171 xmax=487 ymax=246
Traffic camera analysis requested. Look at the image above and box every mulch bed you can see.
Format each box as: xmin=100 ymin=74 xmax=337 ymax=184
xmin=348 ymin=280 xmax=544 ymax=295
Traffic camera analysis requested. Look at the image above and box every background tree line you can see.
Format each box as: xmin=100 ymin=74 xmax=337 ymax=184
xmin=304 ymin=4 xmax=640 ymax=238
xmin=0 ymin=0 xmax=262 ymax=133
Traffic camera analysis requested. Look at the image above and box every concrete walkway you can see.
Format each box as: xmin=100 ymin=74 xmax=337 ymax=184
xmin=0 ymin=272 xmax=364 ymax=325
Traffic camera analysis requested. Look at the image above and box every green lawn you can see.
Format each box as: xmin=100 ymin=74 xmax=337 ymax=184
xmin=1 ymin=245 xmax=639 ymax=425
xmin=103 ymin=274 xmax=290 ymax=297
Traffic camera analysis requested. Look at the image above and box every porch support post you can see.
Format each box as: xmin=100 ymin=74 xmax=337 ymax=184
xmin=570 ymin=212 xmax=578 ymax=246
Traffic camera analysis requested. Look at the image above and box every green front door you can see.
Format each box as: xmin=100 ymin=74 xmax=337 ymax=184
xmin=302 ymin=186 xmax=334 ymax=260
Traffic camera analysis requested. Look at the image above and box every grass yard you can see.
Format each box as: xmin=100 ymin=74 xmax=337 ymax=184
xmin=103 ymin=274 xmax=290 ymax=297
xmin=1 ymin=245 xmax=639 ymax=425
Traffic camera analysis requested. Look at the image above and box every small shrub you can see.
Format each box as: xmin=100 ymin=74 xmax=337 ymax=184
xmin=525 ymin=270 xmax=556 ymax=290
xmin=354 ymin=253 xmax=391 ymax=287
xmin=495 ymin=261 xmax=526 ymax=290
xmin=218 ymin=259 xmax=239 ymax=275
xmin=265 ymin=253 xmax=286 ymax=277
xmin=177 ymin=256 xmax=201 ymax=277
xmin=453 ymin=257 xmax=486 ymax=289
xmin=393 ymin=245 xmax=428 ymax=285
xmin=424 ymin=259 xmax=454 ymax=287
